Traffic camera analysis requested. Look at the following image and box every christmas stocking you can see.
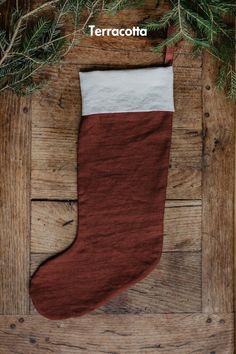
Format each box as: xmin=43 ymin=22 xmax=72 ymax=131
xmin=30 ymin=57 xmax=174 ymax=320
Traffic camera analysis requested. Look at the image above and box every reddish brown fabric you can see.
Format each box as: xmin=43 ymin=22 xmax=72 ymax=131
xmin=30 ymin=111 xmax=173 ymax=320
xmin=164 ymin=25 xmax=176 ymax=65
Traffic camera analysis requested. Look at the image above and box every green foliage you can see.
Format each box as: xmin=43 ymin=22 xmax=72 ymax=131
xmin=143 ymin=7 xmax=178 ymax=31
xmin=0 ymin=0 xmax=235 ymax=99
xmin=104 ymin=0 xmax=144 ymax=14
xmin=1 ymin=10 xmax=50 ymax=92
xmin=0 ymin=29 xmax=8 ymax=54
xmin=228 ymin=71 xmax=236 ymax=100
xmin=216 ymin=64 xmax=228 ymax=90
xmin=0 ymin=11 xmax=66 ymax=94
xmin=0 ymin=0 xmax=140 ymax=94
xmin=143 ymin=0 xmax=236 ymax=100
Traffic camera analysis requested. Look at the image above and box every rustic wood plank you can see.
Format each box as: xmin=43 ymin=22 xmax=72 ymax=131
xmin=31 ymin=201 xmax=201 ymax=253
xmin=33 ymin=65 xmax=202 ymax=130
xmin=96 ymin=252 xmax=201 ymax=314
xmin=30 ymin=252 xmax=201 ymax=314
xmin=202 ymin=52 xmax=235 ymax=313
xmin=31 ymin=0 xmax=201 ymax=69
xmin=73 ymin=0 xmax=170 ymax=30
xmin=31 ymin=126 xmax=202 ymax=200
xmin=63 ymin=2 xmax=202 ymax=69
xmin=65 ymin=39 xmax=202 ymax=69
xmin=0 ymin=314 xmax=233 ymax=353
xmin=31 ymin=168 xmax=201 ymax=200
xmin=31 ymin=63 xmax=202 ymax=199
xmin=164 ymin=203 xmax=201 ymax=252
xmin=167 ymin=168 xmax=201 ymax=200
xmin=0 ymin=92 xmax=31 ymax=314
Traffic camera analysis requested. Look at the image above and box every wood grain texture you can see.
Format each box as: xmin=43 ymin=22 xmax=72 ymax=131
xmin=0 ymin=92 xmax=31 ymax=314
xmin=202 ymin=52 xmax=235 ymax=313
xmin=63 ymin=2 xmax=202 ymax=69
xmin=31 ymin=168 xmax=201 ymax=200
xmin=0 ymin=314 xmax=233 ymax=353
xmin=30 ymin=252 xmax=201 ymax=314
xmin=66 ymin=38 xmax=202 ymax=68
xmin=31 ymin=127 xmax=202 ymax=200
xmin=31 ymin=201 xmax=201 ymax=253
xmin=0 ymin=0 xmax=234 ymax=350
xmin=96 ymin=252 xmax=201 ymax=314
xmin=32 ymin=64 xmax=202 ymax=130
xmin=31 ymin=63 xmax=202 ymax=199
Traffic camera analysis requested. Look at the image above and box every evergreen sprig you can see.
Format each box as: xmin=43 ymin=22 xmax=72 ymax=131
xmin=104 ymin=0 xmax=143 ymax=13
xmin=0 ymin=0 xmax=130 ymax=95
xmin=0 ymin=0 xmax=235 ymax=99
xmin=143 ymin=0 xmax=236 ymax=100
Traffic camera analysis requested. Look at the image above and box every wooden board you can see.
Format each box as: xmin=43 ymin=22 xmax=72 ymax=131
xmin=0 ymin=0 xmax=235 ymax=352
xmin=31 ymin=64 xmax=202 ymax=130
xmin=31 ymin=65 xmax=202 ymax=200
xmin=202 ymin=52 xmax=235 ymax=313
xmin=0 ymin=92 xmax=31 ymax=314
xmin=31 ymin=128 xmax=202 ymax=199
xmin=31 ymin=200 xmax=202 ymax=253
xmin=30 ymin=252 xmax=201 ymax=314
xmin=0 ymin=314 xmax=233 ymax=354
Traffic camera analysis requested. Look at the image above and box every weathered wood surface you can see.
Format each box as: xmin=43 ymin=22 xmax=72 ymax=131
xmin=0 ymin=0 xmax=235 ymax=352
xmin=0 ymin=314 xmax=233 ymax=354
xmin=30 ymin=252 xmax=201 ymax=314
xmin=31 ymin=131 xmax=202 ymax=199
xmin=31 ymin=66 xmax=202 ymax=200
xmin=0 ymin=92 xmax=31 ymax=314
xmin=32 ymin=64 xmax=202 ymax=129
xmin=202 ymin=52 xmax=235 ymax=314
xmin=31 ymin=200 xmax=201 ymax=253
xmin=64 ymin=3 xmax=202 ymax=69
xmin=65 ymin=38 xmax=202 ymax=68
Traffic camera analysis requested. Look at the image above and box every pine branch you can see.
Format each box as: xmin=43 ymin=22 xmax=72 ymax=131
xmin=216 ymin=63 xmax=229 ymax=90
xmin=154 ymin=30 xmax=182 ymax=51
xmin=0 ymin=1 xmax=59 ymax=67
xmin=104 ymin=0 xmax=143 ymax=13
xmin=142 ymin=7 xmax=177 ymax=31
xmin=143 ymin=0 xmax=236 ymax=100
xmin=0 ymin=0 xmax=109 ymax=94
xmin=0 ymin=0 xmax=235 ymax=99
xmin=0 ymin=29 xmax=8 ymax=54
xmin=228 ymin=71 xmax=236 ymax=100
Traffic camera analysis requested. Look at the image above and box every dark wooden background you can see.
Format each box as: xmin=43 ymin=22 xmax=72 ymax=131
xmin=0 ymin=1 xmax=235 ymax=353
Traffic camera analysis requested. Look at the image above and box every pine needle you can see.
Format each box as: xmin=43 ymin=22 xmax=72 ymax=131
xmin=143 ymin=0 xmax=236 ymax=100
xmin=0 ymin=0 xmax=235 ymax=99
xmin=228 ymin=71 xmax=236 ymax=100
